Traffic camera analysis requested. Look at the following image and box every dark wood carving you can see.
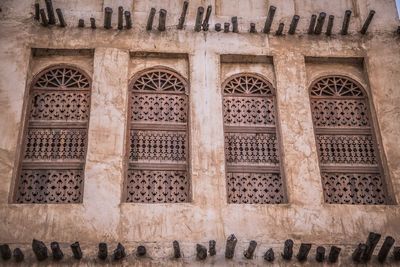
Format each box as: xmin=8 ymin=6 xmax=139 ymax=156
xmin=13 ymin=248 xmax=24 ymax=262
xmin=362 ymin=232 xmax=381 ymax=261
xmin=98 ymin=243 xmax=108 ymax=260
xmin=244 ymin=240 xmax=257 ymax=259
xmin=113 ymin=243 xmax=126 ymax=261
xmin=50 ymin=242 xmax=63 ymax=261
xmin=173 ymin=241 xmax=181 ymax=258
xmin=315 ymin=246 xmax=325 ymax=262
xmin=352 ymin=243 xmax=367 ymax=262
xmin=70 ymin=242 xmax=83 ymax=260
xmin=225 ymin=234 xmax=237 ymax=259
xmin=282 ymin=239 xmax=293 ymax=260
xmin=377 ymin=236 xmax=395 ymax=263
xmin=196 ymin=244 xmax=207 ymax=260
xmin=264 ymin=248 xmax=274 ymax=262
xmin=32 ymin=239 xmax=48 ymax=261
xmin=328 ymin=246 xmax=341 ymax=263
xmin=296 ymin=243 xmax=311 ymax=262
xmin=0 ymin=244 xmax=11 ymax=260
xmin=209 ymin=240 xmax=216 ymax=256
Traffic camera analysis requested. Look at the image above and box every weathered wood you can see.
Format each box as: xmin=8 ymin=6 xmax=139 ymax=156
xmin=215 ymin=23 xmax=222 ymax=32
xmin=264 ymin=248 xmax=274 ymax=262
xmin=326 ymin=15 xmax=334 ymax=36
xmin=90 ymin=18 xmax=96 ymax=29
xmin=70 ymin=242 xmax=82 ymax=260
xmin=40 ymin=9 xmax=49 ymax=26
xmin=196 ymin=244 xmax=207 ymax=260
xmin=78 ymin=19 xmax=84 ymax=28
xmin=352 ymin=243 xmax=367 ymax=262
xmin=275 ymin=22 xmax=284 ymax=36
xmin=125 ymin=11 xmax=132 ymax=29
xmin=118 ymin=6 xmax=123 ymax=30
xmin=44 ymin=0 xmax=55 ymax=25
xmin=194 ymin=7 xmax=204 ymax=32
xmin=173 ymin=241 xmax=181 ymax=258
xmin=13 ymin=248 xmax=24 ymax=262
xmin=308 ymin=14 xmax=317 ymax=34
xmin=397 ymin=26 xmax=400 ymax=35
xmin=232 ymin=16 xmax=239 ymax=33
xmin=209 ymin=240 xmax=216 ymax=256
xmin=296 ymin=243 xmax=312 ymax=262
xmin=361 ymin=232 xmax=381 ymax=262
xmin=263 ymin=5 xmax=276 ymax=33
xmin=146 ymin=8 xmax=156 ymax=31
xmin=393 ymin=246 xmax=400 ymax=260
xmin=113 ymin=243 xmax=126 ymax=260
xmin=0 ymin=244 xmax=11 ymax=260
xmin=288 ymin=15 xmax=300 ymax=34
xmin=224 ymin=22 xmax=230 ymax=33
xmin=315 ymin=246 xmax=325 ymax=262
xmin=34 ymin=2 xmax=40 ymax=20
xmin=137 ymin=245 xmax=146 ymax=257
xmin=202 ymin=5 xmax=212 ymax=31
xmin=360 ymin=10 xmax=375 ymax=34
xmin=55 ymin=9 xmax=66 ymax=27
xmin=249 ymin=23 xmax=256 ymax=33
xmin=50 ymin=242 xmax=64 ymax=261
xmin=377 ymin=236 xmax=395 ymax=263
xmin=341 ymin=10 xmax=352 ymax=35
xmin=158 ymin=9 xmax=167 ymax=31
xmin=282 ymin=239 xmax=293 ymax=260
xmin=177 ymin=1 xmax=189 ymax=30
xmin=244 ymin=240 xmax=257 ymax=259
xmin=328 ymin=246 xmax=341 ymax=263
xmin=104 ymin=7 xmax=113 ymax=29
xmin=32 ymin=239 xmax=48 ymax=261
xmin=314 ymin=12 xmax=326 ymax=34
xmin=225 ymin=234 xmax=237 ymax=259
xmin=98 ymin=243 xmax=107 ymax=260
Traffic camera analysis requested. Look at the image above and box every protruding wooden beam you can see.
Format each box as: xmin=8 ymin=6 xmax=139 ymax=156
xmin=40 ymin=9 xmax=49 ymax=26
xmin=90 ymin=18 xmax=96 ymax=29
xmin=51 ymin=242 xmax=64 ymax=261
xmin=13 ymin=248 xmax=24 ymax=262
xmin=288 ymin=15 xmax=300 ymax=34
xmin=32 ymin=239 xmax=48 ymax=261
xmin=177 ymin=1 xmax=189 ymax=29
xmin=173 ymin=241 xmax=181 ymax=258
xmin=158 ymin=9 xmax=167 ymax=31
xmin=275 ymin=22 xmax=284 ymax=36
xmin=360 ymin=10 xmax=375 ymax=34
xmin=98 ymin=243 xmax=108 ymax=260
xmin=264 ymin=248 xmax=274 ymax=262
xmin=326 ymin=15 xmax=334 ymax=36
xmin=78 ymin=19 xmax=84 ymax=28
xmin=393 ymin=246 xmax=400 ymax=260
xmin=137 ymin=245 xmax=146 ymax=257
xmin=55 ymin=9 xmax=66 ymax=27
xmin=202 ymin=5 xmax=212 ymax=31
xmin=209 ymin=240 xmax=216 ymax=256
xmin=113 ymin=243 xmax=126 ymax=260
xmin=194 ymin=7 xmax=204 ymax=32
xmin=44 ymin=0 xmax=55 ymax=25
xmin=249 ymin=23 xmax=256 ymax=33
xmin=104 ymin=7 xmax=113 ymax=29
xmin=225 ymin=234 xmax=237 ymax=259
xmin=196 ymin=244 xmax=207 ymax=260
xmin=125 ymin=11 xmax=132 ymax=29
xmin=308 ymin=14 xmax=317 ymax=34
xmin=328 ymin=246 xmax=341 ymax=263
xmin=118 ymin=6 xmax=123 ymax=30
xmin=0 ymin=244 xmax=11 ymax=260
xmin=224 ymin=22 xmax=230 ymax=33
xmin=315 ymin=246 xmax=325 ymax=262
xmin=341 ymin=10 xmax=352 ymax=35
xmin=34 ymin=2 xmax=40 ymax=20
xmin=231 ymin=16 xmax=239 ymax=33
xmin=215 ymin=23 xmax=222 ymax=32
xmin=361 ymin=232 xmax=381 ymax=262
xmin=352 ymin=243 xmax=367 ymax=262
xmin=70 ymin=242 xmax=82 ymax=260
xmin=377 ymin=236 xmax=395 ymax=263
xmin=296 ymin=243 xmax=312 ymax=262
xmin=282 ymin=239 xmax=293 ymax=260
xmin=146 ymin=8 xmax=156 ymax=31
xmin=244 ymin=240 xmax=257 ymax=259
xmin=314 ymin=12 xmax=326 ymax=34
xmin=263 ymin=5 xmax=276 ymax=34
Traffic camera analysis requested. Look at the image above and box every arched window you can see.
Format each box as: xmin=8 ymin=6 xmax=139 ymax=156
xmin=125 ymin=67 xmax=190 ymax=203
xmin=310 ymin=75 xmax=389 ymax=204
xmin=223 ymin=73 xmax=285 ymax=204
xmin=15 ymin=65 xmax=91 ymax=203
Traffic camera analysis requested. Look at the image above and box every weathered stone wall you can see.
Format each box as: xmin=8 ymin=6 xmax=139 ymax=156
xmin=1 ymin=0 xmax=400 ymax=266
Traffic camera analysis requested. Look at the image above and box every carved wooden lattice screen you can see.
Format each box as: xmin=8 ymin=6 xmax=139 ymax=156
xmin=125 ymin=68 xmax=190 ymax=203
xmin=223 ymin=73 xmax=285 ymax=204
xmin=310 ymin=76 xmax=389 ymax=204
xmin=15 ymin=65 xmax=91 ymax=203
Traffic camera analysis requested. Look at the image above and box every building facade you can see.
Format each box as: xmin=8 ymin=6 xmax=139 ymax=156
xmin=0 ymin=0 xmax=400 ymax=265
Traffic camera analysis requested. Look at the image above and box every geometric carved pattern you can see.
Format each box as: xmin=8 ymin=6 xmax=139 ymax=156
xmin=227 ymin=172 xmax=284 ymax=204
xmin=126 ymin=170 xmax=189 ymax=203
xmin=15 ymin=169 xmax=84 ymax=203
xmin=16 ymin=65 xmax=91 ymax=204
xmin=223 ymin=73 xmax=285 ymax=204
xmin=126 ymin=67 xmax=190 ymax=203
xmin=225 ymin=133 xmax=279 ymax=164
xmin=310 ymin=75 xmax=388 ymax=205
